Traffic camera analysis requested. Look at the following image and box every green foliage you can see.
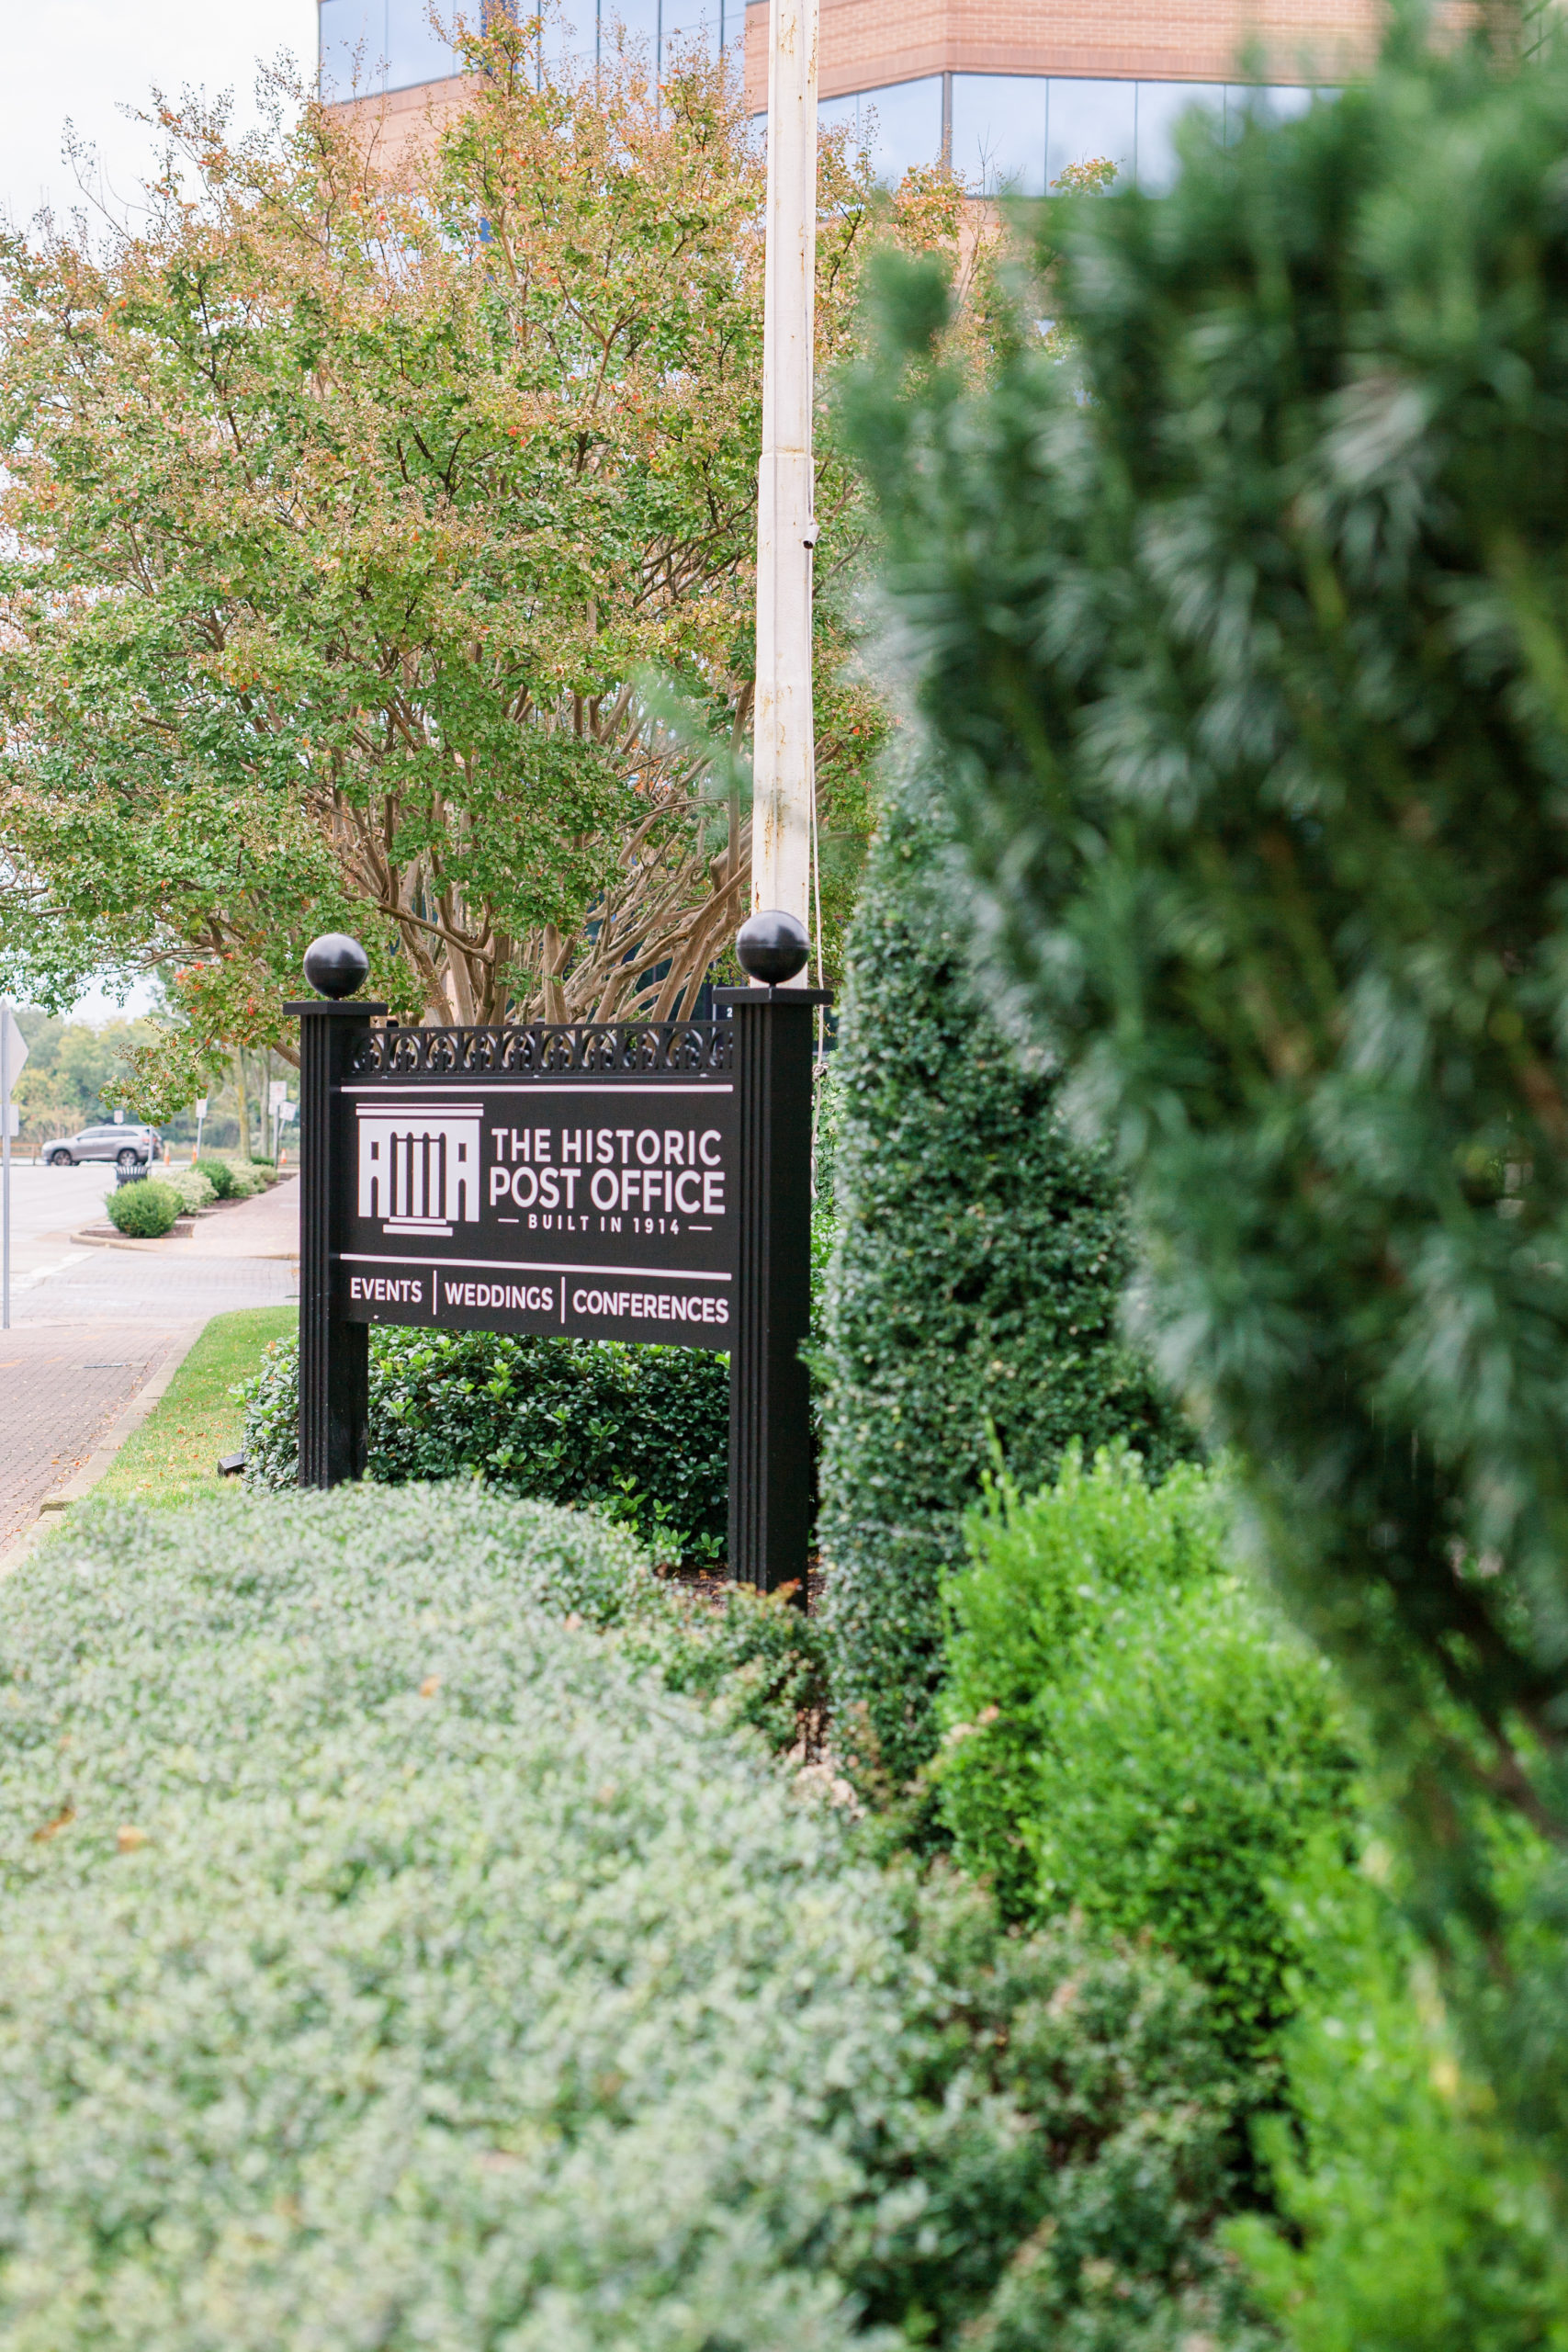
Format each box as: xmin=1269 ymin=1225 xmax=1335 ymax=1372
xmin=938 ymin=1447 xmax=1228 ymax=1917
xmin=0 ymin=1485 xmax=1266 ymax=2350
xmin=939 ymin=1452 xmax=1356 ymax=2072
xmin=818 ymin=771 xmax=1192 ymax=1796
xmin=841 ymin=18 xmax=1568 ymax=2130
xmin=164 ymin=1164 xmax=217 ymax=1211
xmin=1231 ymin=1844 xmax=1568 ymax=2350
xmin=0 ymin=30 xmax=888 ymax=1065
xmin=194 ymin=1154 xmax=237 ymax=1199
xmin=240 ymin=1326 xmax=730 ymax=1566
xmin=104 ymin=1177 xmax=181 ymax=1238
xmin=8 ymin=1010 xmax=161 ymax=1144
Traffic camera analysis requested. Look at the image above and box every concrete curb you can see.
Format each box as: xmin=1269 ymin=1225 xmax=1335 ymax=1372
xmin=0 ymin=1319 xmax=209 ymax=1577
xmin=69 ymin=1221 xmax=196 ymax=1250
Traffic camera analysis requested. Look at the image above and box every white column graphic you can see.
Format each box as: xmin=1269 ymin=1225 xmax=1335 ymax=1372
xmin=751 ymin=0 xmax=818 ymax=963
xmin=357 ymin=1102 xmax=482 ymax=1237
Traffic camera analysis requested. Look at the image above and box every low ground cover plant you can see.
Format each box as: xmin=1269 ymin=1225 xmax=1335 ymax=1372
xmin=241 ymin=1326 xmax=729 ymax=1564
xmin=0 ymin=1486 xmax=1267 ymax=2350
xmin=939 ymin=1450 xmax=1357 ymax=2074
xmin=104 ymin=1175 xmax=181 ymax=1238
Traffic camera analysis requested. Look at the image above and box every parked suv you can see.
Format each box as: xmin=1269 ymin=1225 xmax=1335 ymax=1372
xmin=45 ymin=1123 xmax=161 ymax=1173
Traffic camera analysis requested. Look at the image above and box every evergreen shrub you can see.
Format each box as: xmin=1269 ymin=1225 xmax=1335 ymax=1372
xmin=819 ymin=775 xmax=1191 ymax=1794
xmin=194 ymin=1154 xmax=237 ymax=1199
xmin=0 ymin=1486 xmax=1266 ymax=2350
xmin=241 ymin=1326 xmax=730 ymax=1565
xmin=843 ymin=13 xmax=1568 ymax=2143
xmin=1231 ymin=1844 xmax=1568 ymax=2349
xmin=104 ymin=1176 xmax=181 ymax=1238
xmin=938 ymin=1451 xmax=1356 ymax=2073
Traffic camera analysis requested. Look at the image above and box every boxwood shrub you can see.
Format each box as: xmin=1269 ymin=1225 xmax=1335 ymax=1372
xmin=194 ymin=1154 xmax=238 ymax=1199
xmin=239 ymin=1328 xmax=730 ymax=1566
xmin=1232 ymin=1840 xmax=1568 ymax=2348
xmin=939 ymin=1449 xmax=1358 ymax=2074
xmin=0 ymin=1487 xmax=1268 ymax=2351
xmin=104 ymin=1176 xmax=182 ymax=1238
xmin=819 ymin=770 xmax=1194 ymax=1796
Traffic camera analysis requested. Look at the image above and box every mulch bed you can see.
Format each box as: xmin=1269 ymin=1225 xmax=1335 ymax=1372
xmin=657 ymin=1555 xmax=824 ymax=1613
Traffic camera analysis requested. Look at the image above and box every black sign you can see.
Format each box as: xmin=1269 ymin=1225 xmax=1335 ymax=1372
xmin=336 ymin=1077 xmax=735 ymax=1345
xmin=288 ymin=967 xmax=828 ymax=1592
xmin=333 ymin=1030 xmax=737 ymax=1348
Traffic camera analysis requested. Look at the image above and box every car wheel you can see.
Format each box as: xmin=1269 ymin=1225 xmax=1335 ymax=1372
xmin=115 ymin=1148 xmax=141 ymax=1174
xmin=48 ymin=1149 xmax=73 ymax=1168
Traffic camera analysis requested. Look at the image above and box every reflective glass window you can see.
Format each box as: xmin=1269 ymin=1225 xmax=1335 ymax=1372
xmin=1045 ymin=78 xmax=1136 ymax=189
xmin=602 ymin=0 xmax=659 ymax=64
xmin=386 ymin=0 xmax=459 ymax=89
xmin=856 ymin=75 xmax=942 ymax=183
xmin=817 ymin=88 xmax=862 ymax=164
xmin=538 ymin=0 xmax=596 ymax=75
xmin=320 ymin=0 xmax=387 ymax=97
xmin=661 ymin=0 xmax=725 ymax=54
xmin=952 ymin=74 xmax=1046 ymax=196
xmin=1133 ymin=81 xmax=1223 ymax=190
xmin=1224 ymin=81 xmax=1314 ymax=135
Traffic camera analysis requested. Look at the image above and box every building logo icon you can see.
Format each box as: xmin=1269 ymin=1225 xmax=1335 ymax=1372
xmin=357 ymin=1102 xmax=482 ymax=1238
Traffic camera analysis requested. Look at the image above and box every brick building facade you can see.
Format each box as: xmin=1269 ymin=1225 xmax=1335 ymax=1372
xmin=320 ymin=0 xmax=1376 ymax=189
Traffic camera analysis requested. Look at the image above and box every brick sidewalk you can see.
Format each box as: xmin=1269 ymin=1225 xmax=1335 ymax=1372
xmin=0 ymin=1327 xmax=175 ymax=1552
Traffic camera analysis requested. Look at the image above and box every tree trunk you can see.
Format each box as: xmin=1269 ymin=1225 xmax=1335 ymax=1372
xmin=232 ymin=1047 xmax=252 ymax=1162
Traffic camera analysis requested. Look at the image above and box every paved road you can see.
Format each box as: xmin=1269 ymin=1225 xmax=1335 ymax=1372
xmin=0 ymin=1176 xmax=299 ymax=1555
xmin=0 ymin=1162 xmax=118 ymax=1304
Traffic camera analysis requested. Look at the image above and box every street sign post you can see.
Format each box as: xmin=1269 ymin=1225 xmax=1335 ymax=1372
xmin=1 ymin=1006 xmax=28 ymax=1333
xmin=193 ymin=1096 xmax=209 ymax=1160
xmin=268 ymin=1078 xmax=288 ymax=1163
xmin=288 ymin=922 xmax=827 ymax=1592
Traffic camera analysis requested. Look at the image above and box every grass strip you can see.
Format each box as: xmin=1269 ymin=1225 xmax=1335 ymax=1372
xmin=93 ymin=1305 xmax=298 ymax=1507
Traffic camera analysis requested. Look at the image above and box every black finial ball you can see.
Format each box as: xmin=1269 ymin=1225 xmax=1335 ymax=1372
xmin=736 ymin=909 xmax=809 ymax=988
xmin=303 ymin=933 xmax=370 ymax=1001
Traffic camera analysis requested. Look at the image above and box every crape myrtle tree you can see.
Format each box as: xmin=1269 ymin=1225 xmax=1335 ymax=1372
xmin=842 ymin=8 xmax=1568 ymax=2140
xmin=0 ymin=20 xmax=894 ymax=1107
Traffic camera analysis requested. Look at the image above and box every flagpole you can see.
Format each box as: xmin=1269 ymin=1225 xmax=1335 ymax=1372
xmin=751 ymin=0 xmax=818 ymax=957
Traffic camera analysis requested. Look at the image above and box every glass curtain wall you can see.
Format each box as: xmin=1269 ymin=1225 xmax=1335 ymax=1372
xmin=319 ymin=0 xmax=733 ymax=98
xmin=317 ymin=0 xmax=1329 ymax=197
xmin=949 ymin=74 xmax=1322 ymax=192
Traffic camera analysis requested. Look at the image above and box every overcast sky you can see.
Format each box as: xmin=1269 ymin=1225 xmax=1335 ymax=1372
xmin=3 ymin=0 xmax=317 ymax=232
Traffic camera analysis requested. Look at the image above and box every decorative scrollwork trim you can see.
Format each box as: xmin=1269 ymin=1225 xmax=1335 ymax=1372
xmin=347 ymin=1020 xmax=734 ymax=1080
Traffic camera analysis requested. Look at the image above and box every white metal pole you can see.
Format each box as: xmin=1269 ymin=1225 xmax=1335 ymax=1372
xmin=751 ymin=0 xmax=818 ymax=960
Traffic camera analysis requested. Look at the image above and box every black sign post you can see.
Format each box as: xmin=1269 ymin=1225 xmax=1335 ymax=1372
xmin=287 ymin=935 xmax=386 ymax=1487
xmin=288 ymin=919 xmax=829 ymax=1594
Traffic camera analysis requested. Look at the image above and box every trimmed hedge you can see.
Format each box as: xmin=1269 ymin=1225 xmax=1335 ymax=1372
xmin=0 ymin=1487 xmax=1267 ymax=2350
xmin=939 ymin=1450 xmax=1357 ymax=2074
xmin=241 ymin=1326 xmax=731 ymax=1565
xmin=105 ymin=1176 xmax=182 ymax=1238
xmin=819 ymin=772 xmax=1192 ymax=1794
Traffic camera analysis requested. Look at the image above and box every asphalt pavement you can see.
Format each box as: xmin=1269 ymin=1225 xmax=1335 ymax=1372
xmin=0 ymin=1166 xmax=299 ymax=1555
